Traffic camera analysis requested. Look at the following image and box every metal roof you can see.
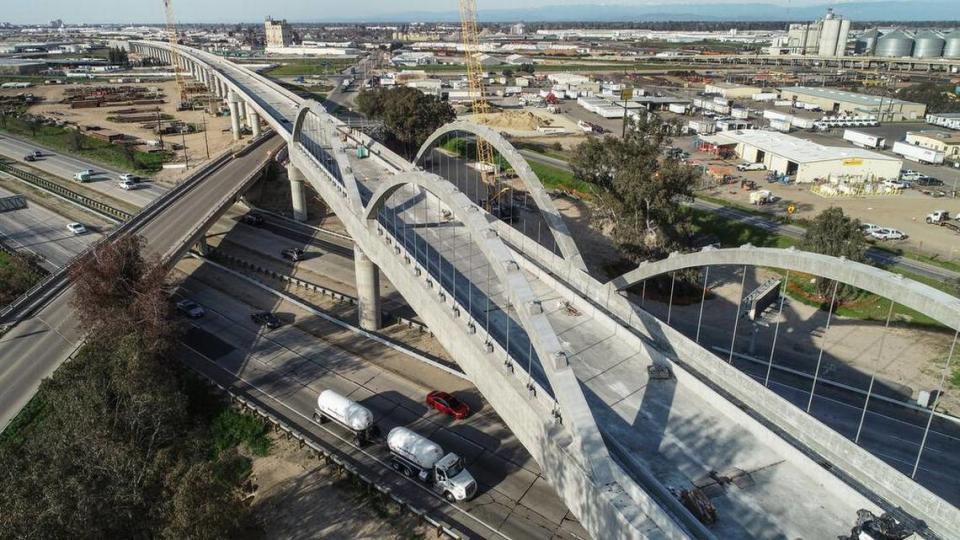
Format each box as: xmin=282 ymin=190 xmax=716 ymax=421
xmin=781 ymin=86 xmax=922 ymax=108
xmin=706 ymin=129 xmax=901 ymax=164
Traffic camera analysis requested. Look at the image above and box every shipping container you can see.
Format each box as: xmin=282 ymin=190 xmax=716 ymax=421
xmin=774 ymin=100 xmax=794 ymax=107
xmin=731 ymin=108 xmax=749 ymax=119
xmin=668 ymin=103 xmax=688 ymax=114
xmin=790 ymin=116 xmax=816 ymax=129
xmin=763 ymin=110 xmax=790 ymax=122
xmin=752 ymin=92 xmax=779 ymax=102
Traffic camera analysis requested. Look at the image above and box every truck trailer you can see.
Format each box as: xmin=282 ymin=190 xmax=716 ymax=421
xmin=313 ymin=389 xmax=380 ymax=446
xmin=843 ymin=129 xmax=886 ymax=149
xmin=387 ymin=427 xmax=477 ymax=502
xmin=892 ymin=141 xmax=945 ymax=165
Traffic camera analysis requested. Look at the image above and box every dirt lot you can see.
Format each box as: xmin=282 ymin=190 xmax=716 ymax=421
xmin=463 ymin=106 xmax=584 ymax=140
xmin=4 ymin=79 xmax=237 ymax=185
xmin=250 ymin=435 xmax=428 ymax=539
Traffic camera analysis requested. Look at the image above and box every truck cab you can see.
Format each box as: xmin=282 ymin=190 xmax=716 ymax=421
xmin=926 ymin=210 xmax=952 ymax=224
xmin=429 ymin=453 xmax=477 ymax=502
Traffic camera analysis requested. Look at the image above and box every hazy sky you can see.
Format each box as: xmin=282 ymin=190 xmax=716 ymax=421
xmin=3 ymin=0 xmax=890 ymax=24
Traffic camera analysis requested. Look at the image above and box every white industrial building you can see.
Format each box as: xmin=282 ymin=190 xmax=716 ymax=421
xmin=699 ymin=130 xmax=902 ymax=182
xmin=785 ymin=8 xmax=851 ymax=56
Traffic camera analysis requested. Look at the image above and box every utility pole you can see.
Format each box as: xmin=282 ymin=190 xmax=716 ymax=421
xmin=621 ymin=85 xmax=633 ymax=138
xmin=200 ymin=107 xmax=210 ymax=159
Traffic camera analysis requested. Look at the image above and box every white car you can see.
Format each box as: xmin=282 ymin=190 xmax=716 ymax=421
xmin=737 ymin=163 xmax=766 ymax=171
xmin=870 ymin=228 xmax=905 ymax=241
xmin=860 ymin=223 xmax=882 ymax=235
xmin=119 ymin=173 xmax=137 ymax=182
xmin=882 ymin=180 xmax=909 ymax=190
xmin=119 ymin=179 xmax=138 ymax=190
xmin=67 ymin=222 xmax=87 ymax=235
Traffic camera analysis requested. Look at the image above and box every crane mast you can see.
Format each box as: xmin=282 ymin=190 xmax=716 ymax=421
xmin=458 ymin=0 xmax=498 ymax=198
xmin=162 ymin=0 xmax=189 ymax=109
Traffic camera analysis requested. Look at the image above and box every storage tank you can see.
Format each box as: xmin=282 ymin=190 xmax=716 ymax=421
xmin=855 ymin=29 xmax=881 ymax=55
xmin=913 ymin=30 xmax=946 ymax=58
xmin=876 ymin=29 xmax=915 ymax=57
xmin=315 ymin=390 xmax=373 ymax=431
xmin=387 ymin=427 xmax=445 ymax=470
xmin=944 ymin=30 xmax=960 ymax=59
xmin=819 ymin=12 xmax=842 ymax=57
xmin=835 ymin=19 xmax=851 ymax=56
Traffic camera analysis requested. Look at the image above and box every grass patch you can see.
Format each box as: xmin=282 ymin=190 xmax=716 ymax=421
xmin=870 ymin=244 xmax=960 ymax=275
xmin=0 ymin=251 xmax=46 ymax=306
xmin=211 ymin=408 xmax=272 ymax=457
xmin=688 ymin=207 xmax=796 ymax=249
xmin=528 ymin=161 xmax=594 ymax=198
xmin=263 ymin=59 xmax=354 ymax=77
xmin=0 ymin=115 xmax=168 ymax=174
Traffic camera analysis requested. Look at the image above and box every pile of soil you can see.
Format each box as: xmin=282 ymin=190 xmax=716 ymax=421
xmin=475 ymin=111 xmax=550 ymax=131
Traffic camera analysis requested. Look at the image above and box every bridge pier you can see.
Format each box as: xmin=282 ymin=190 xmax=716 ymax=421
xmin=249 ymin=110 xmax=261 ymax=137
xmin=354 ymin=245 xmax=382 ymax=331
xmin=227 ymin=91 xmax=241 ymax=141
xmin=238 ymin=100 xmax=248 ymax=129
xmin=286 ymin=163 xmax=308 ymax=221
xmin=195 ymin=237 xmax=210 ymax=256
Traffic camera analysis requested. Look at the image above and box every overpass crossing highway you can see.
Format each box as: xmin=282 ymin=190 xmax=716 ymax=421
xmin=1 ymin=40 xmax=956 ymax=539
xmin=125 ymin=41 xmax=960 ymax=539
xmin=0 ymin=135 xmax=283 ymax=434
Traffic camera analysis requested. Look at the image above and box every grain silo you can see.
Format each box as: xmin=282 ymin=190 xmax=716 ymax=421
xmin=942 ymin=29 xmax=960 ymax=59
xmin=876 ymin=29 xmax=915 ymax=57
xmin=913 ymin=30 xmax=946 ymax=58
xmin=855 ymin=29 xmax=882 ymax=55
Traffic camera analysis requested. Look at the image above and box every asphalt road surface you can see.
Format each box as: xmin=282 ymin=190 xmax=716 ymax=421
xmin=0 ymin=136 xmax=283 ymax=432
xmin=0 ymin=186 xmax=102 ymax=269
xmin=0 ymin=132 xmax=168 ymax=207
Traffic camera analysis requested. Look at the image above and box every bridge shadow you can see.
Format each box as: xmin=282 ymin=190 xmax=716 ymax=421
xmin=624 ymin=264 xmax=960 ymax=507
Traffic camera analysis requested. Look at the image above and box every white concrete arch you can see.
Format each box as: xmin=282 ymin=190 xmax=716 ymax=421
xmin=609 ymin=245 xmax=960 ymax=331
xmin=290 ymin=100 xmax=362 ymax=207
xmin=363 ymin=170 xmax=620 ymax=483
xmin=414 ymin=121 xmax=586 ymax=272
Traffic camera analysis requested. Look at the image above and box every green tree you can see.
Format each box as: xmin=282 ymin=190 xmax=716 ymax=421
xmin=570 ymin=114 xmax=699 ymax=261
xmin=801 ymin=207 xmax=867 ymax=298
xmin=0 ymin=252 xmax=44 ymax=305
xmin=356 ymin=86 xmax=455 ymax=156
xmin=162 ymin=458 xmax=246 ymax=539
xmin=518 ymin=63 xmax=535 ymax=74
xmin=501 ymin=68 xmax=514 ymax=78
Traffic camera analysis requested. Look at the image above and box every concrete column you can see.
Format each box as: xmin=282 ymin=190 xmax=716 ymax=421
xmin=250 ymin=110 xmax=262 ymax=137
xmin=196 ymin=237 xmax=210 ymax=256
xmin=354 ymin=245 xmax=382 ymax=331
xmin=227 ymin=91 xmax=241 ymax=141
xmin=287 ymin=162 xmax=307 ymax=221
xmin=238 ymin=100 xmax=248 ymax=128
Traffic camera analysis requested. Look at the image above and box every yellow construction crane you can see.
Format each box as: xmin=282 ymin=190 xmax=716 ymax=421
xmin=162 ymin=0 xmax=189 ymax=109
xmin=458 ymin=0 xmax=499 ymax=207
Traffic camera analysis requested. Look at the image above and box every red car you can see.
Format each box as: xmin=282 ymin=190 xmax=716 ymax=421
xmin=426 ymin=391 xmax=470 ymax=420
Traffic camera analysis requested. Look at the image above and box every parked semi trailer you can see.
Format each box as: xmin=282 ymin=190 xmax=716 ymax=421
xmin=893 ymin=141 xmax=945 ymax=164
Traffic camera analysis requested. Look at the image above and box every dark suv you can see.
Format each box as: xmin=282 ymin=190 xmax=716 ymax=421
xmin=251 ymin=311 xmax=281 ymax=329
xmin=281 ymin=248 xmax=305 ymax=262
xmin=241 ymin=213 xmax=264 ymax=226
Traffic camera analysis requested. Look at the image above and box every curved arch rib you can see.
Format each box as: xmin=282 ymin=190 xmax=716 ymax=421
xmin=290 ymin=100 xmax=362 ymax=209
xmin=609 ymin=245 xmax=960 ymax=331
xmin=364 ymin=170 xmax=617 ymax=483
xmin=415 ymin=121 xmax=587 ymax=272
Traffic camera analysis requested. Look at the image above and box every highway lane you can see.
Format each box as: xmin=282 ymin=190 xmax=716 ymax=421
xmin=0 ymin=132 xmax=168 ymax=207
xmin=0 ymin=185 xmax=102 ymax=269
xmin=0 ymin=136 xmax=283 ymax=432
xmin=517 ymin=148 xmax=960 ymax=282
xmin=174 ymin=275 xmax=584 ymax=540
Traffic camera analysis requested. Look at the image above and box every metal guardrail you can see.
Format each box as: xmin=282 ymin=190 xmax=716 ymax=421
xmin=0 ymin=163 xmax=133 ymax=222
xmin=0 ymin=136 xmax=256 ymax=328
xmin=186 ymin=362 xmax=463 ymax=540
xmin=207 ymin=248 xmax=431 ymax=335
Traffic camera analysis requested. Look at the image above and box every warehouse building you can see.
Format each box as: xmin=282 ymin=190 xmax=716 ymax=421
xmin=704 ymin=82 xmax=763 ymax=99
xmin=0 ymin=59 xmax=47 ymax=75
xmin=926 ymin=112 xmax=960 ymax=131
xmin=698 ymin=129 xmax=902 ymax=183
xmin=779 ymin=86 xmax=926 ymax=122
xmin=905 ymin=130 xmax=960 ymax=162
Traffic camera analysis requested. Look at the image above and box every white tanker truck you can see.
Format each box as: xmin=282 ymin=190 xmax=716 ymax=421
xmin=387 ymin=427 xmax=477 ymax=502
xmin=313 ymin=389 xmax=380 ymax=446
